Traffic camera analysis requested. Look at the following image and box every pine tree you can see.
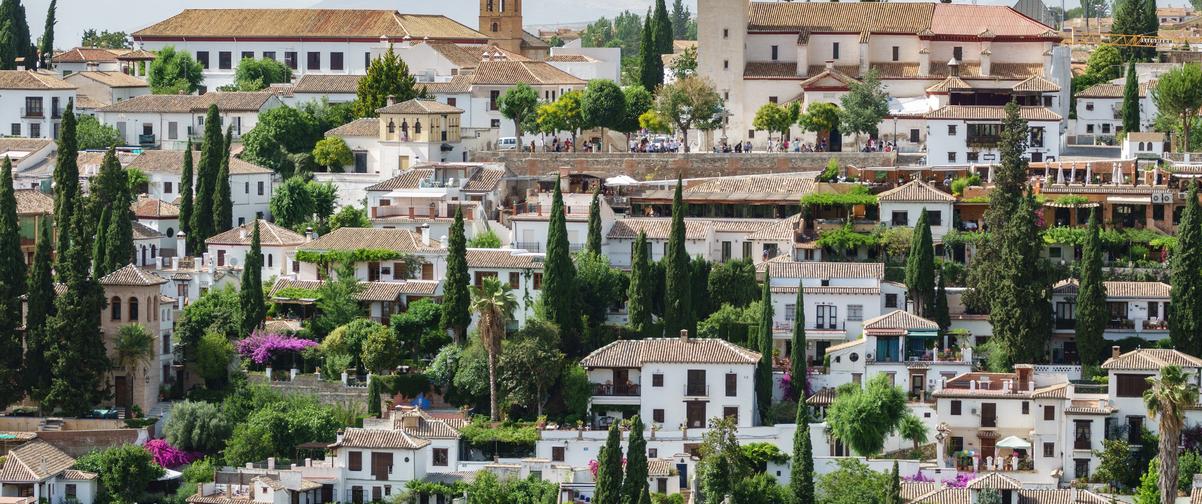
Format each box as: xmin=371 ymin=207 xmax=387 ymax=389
xmin=756 ymin=270 xmax=774 ymax=424
xmin=905 ymin=209 xmax=935 ymax=316
xmin=53 ymin=100 xmax=78 ymax=263
xmin=932 ymin=273 xmax=951 ymax=331
xmin=353 ymin=44 xmax=419 ymax=118
xmin=1171 ymin=182 xmax=1202 ymax=355
xmin=638 ymin=12 xmax=662 ymax=92
xmin=621 ymin=416 xmax=651 ymax=504
xmin=888 ymin=460 xmax=902 ymax=504
xmin=594 ymin=422 xmax=625 ymax=504
xmin=662 ymin=176 xmax=693 ymax=337
xmin=441 ymin=208 xmax=470 ymax=343
xmin=627 ymin=231 xmax=651 ymax=337
xmin=652 ymin=0 xmax=673 ymax=56
xmin=193 ymin=104 xmax=222 ymax=243
xmin=791 ymin=408 xmax=814 ymax=504
xmin=1122 ymin=60 xmax=1141 ymax=134
xmin=90 ymin=205 xmax=109 ymax=277
xmin=790 ymin=285 xmax=807 ymax=398
xmin=23 ymin=219 xmax=53 ymax=400
xmin=543 ymin=177 xmax=581 ymax=354
xmin=1077 ymin=208 xmax=1108 ymax=367
xmin=587 ymin=186 xmax=602 ymax=255
xmin=0 ymin=155 xmax=22 ymax=408
xmin=213 ymin=126 xmax=234 ymax=233
xmin=179 ymin=142 xmax=194 ymax=255
xmin=37 ymin=0 xmax=52 ymax=68
xmin=240 ymin=220 xmax=266 ymax=337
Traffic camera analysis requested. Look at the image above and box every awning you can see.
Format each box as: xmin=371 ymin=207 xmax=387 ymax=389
xmin=606 ymin=175 xmax=639 ymax=186
xmin=1106 ymin=196 xmax=1152 ymax=204
xmin=977 ymin=430 xmax=1000 ymax=439
xmin=997 ymin=436 xmax=1032 ymax=449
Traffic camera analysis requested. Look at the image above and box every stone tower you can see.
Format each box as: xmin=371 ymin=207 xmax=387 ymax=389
xmin=479 ymin=0 xmax=524 ymax=55
xmin=696 ymin=0 xmax=749 ymax=147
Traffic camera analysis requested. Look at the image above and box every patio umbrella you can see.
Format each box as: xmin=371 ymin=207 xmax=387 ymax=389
xmin=1085 ymin=162 xmax=1093 ymax=185
xmin=987 ymin=164 xmax=994 ymax=184
xmin=1069 ymin=162 xmax=1077 ymax=184
xmin=996 ymin=436 xmax=1031 ymax=449
xmin=1056 ymin=162 xmax=1065 ymax=185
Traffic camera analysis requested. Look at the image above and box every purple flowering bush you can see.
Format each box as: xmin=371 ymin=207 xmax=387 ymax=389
xmin=145 ymin=439 xmax=201 ymax=468
xmin=236 ymin=332 xmax=319 ymax=366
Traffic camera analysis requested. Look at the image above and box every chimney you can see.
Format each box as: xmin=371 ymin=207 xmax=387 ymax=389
xmin=980 ymin=47 xmax=992 ymax=77
xmin=420 ymin=223 xmax=431 ymax=246
xmin=386 ymin=95 xmax=398 ymax=106
xmin=305 ymin=226 xmax=315 ymax=242
xmin=680 ymin=329 xmax=689 ymax=342
xmin=824 ymin=60 xmax=835 ymax=72
xmin=948 ymin=57 xmax=960 ymax=77
xmin=239 ymin=227 xmax=247 ymax=240
xmin=267 ymin=457 xmax=276 ymax=470
xmin=176 ymin=232 xmax=187 ymax=259
xmin=1015 ymin=365 xmax=1033 ymax=391
xmin=1112 ymin=345 xmax=1122 ymax=359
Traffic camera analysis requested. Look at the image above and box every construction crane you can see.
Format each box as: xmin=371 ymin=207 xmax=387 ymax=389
xmin=1067 ymin=31 xmax=1202 ymax=48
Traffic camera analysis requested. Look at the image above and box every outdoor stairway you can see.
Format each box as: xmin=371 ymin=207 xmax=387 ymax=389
xmin=39 ymin=417 xmax=63 ymax=431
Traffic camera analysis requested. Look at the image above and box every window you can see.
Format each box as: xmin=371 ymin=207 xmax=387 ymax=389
xmin=307 ymin=52 xmax=321 ymax=70
xmin=489 ymin=90 xmax=501 ymax=110
xmin=1044 ymin=405 xmax=1055 ymax=421
xmin=284 ymin=52 xmax=298 ymax=70
xmin=263 ymin=51 xmax=276 ymax=60
xmin=653 ymin=409 xmax=665 ymax=423
xmin=928 ymin=211 xmax=942 ymax=226
xmin=725 ymin=373 xmax=737 ymax=397
xmin=723 ymin=59 xmax=729 ymax=70
xmin=1116 ymin=373 xmax=1152 ymax=397
xmin=365 ymin=52 xmax=371 ymax=69
xmin=910 ymin=129 xmax=920 ymax=143
xmin=723 ymin=407 xmax=739 ymax=420
xmin=552 ymin=446 xmax=565 ymax=461
xmin=1086 ymin=124 xmax=1095 ymax=133
xmin=533 ymin=273 xmax=542 ymax=290
xmin=129 ymin=297 xmax=139 ymax=321
xmin=1075 ymin=420 xmax=1092 ymax=449
xmin=433 ymin=448 xmax=449 ymax=466
xmin=1049 ymin=246 xmax=1062 ymax=258
xmin=686 ymin=369 xmax=706 ymax=396
xmin=196 ymin=51 xmax=210 ymax=69
xmin=447 ymin=97 xmax=457 ymax=107
xmin=65 ymin=485 xmax=76 ymax=498
xmin=770 ymin=45 xmax=779 ymax=61
xmin=110 ymin=296 xmax=122 ymax=321
xmin=721 ymin=241 xmax=732 ymax=261
xmin=257 ymin=181 xmax=265 ymax=196
xmin=1031 ymin=127 xmax=1045 ymax=148
xmin=1102 ymin=123 xmax=1111 ymax=134
xmin=24 ymin=97 xmax=42 ymax=118
xmin=723 ymin=28 xmax=729 ymax=38
xmin=950 ymin=400 xmax=961 ymax=415
xmin=349 ymin=451 xmax=362 ymax=471
xmin=29 ymin=123 xmax=39 ymax=138
xmin=218 ymin=51 xmax=232 ymax=70
xmin=892 ymin=46 xmax=900 ymax=61
xmin=508 ymin=271 xmax=520 ymax=289
xmin=947 ymin=151 xmax=957 ymax=163
xmin=891 ymin=211 xmax=908 ymax=226
xmin=331 ymin=52 xmax=344 ymax=71
xmin=491 ymin=22 xmax=499 ymax=32
xmin=1022 ymin=401 xmax=1030 ymax=414
xmin=490 ymin=118 xmax=501 ymax=128
xmin=1074 ymin=459 xmax=1090 ymax=480
xmin=1149 ymin=301 xmax=1160 ymax=319
xmin=847 ymin=305 xmax=863 ymax=321
xmin=947 ymin=124 xmax=957 ymax=135
xmin=768 ymin=96 xmax=778 ymax=104
xmin=832 ymin=42 xmax=840 ymax=59
xmin=9 ymin=124 xmax=17 ymax=136
xmin=953 ymin=46 xmax=963 ymax=60
xmin=1108 ymin=302 xmax=1129 ymax=321
xmin=165 ymin=181 xmax=173 ymax=194
xmin=950 ymin=436 xmax=964 ymax=454
xmin=816 ymin=305 xmax=837 ymax=330
xmin=1043 ymin=442 xmax=1055 ymax=458
xmin=657 ymin=478 xmax=668 ymax=493
xmin=652 ymin=373 xmax=663 ymax=387
xmin=168 ymin=121 xmax=178 ymax=140
xmin=240 ymin=51 xmax=254 ymax=61
xmin=886 ymin=294 xmax=899 ymax=308
xmin=244 ymin=181 xmax=249 ymax=194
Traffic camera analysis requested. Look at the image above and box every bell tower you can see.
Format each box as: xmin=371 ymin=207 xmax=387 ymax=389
xmin=479 ymin=0 xmax=524 ymax=55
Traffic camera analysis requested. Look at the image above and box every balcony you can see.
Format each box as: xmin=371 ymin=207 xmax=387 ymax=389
xmin=981 ymin=415 xmax=997 ymax=428
xmin=1074 ymin=437 xmax=1091 ymax=450
xmin=1055 ymin=317 xmax=1076 ymax=330
xmin=21 ymin=107 xmax=43 ymax=119
xmin=683 ymin=384 xmax=709 ymax=397
xmin=594 ymin=383 xmax=640 ymax=396
xmin=138 ymin=134 xmax=156 ymax=146
xmin=515 ymin=241 xmax=542 ymax=252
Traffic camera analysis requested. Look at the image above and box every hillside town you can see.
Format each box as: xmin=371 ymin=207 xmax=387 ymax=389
xmin=7 ymin=0 xmax=1202 ymax=503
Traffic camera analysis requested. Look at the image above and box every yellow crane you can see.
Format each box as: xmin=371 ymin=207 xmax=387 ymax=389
xmin=1067 ymin=30 xmax=1202 ymax=47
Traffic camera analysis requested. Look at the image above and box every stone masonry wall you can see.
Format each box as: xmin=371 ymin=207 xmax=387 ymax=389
xmin=470 ymin=152 xmax=897 ymax=179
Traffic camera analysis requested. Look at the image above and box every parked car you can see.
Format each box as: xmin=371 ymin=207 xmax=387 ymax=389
xmin=497 ymin=137 xmax=519 ymax=151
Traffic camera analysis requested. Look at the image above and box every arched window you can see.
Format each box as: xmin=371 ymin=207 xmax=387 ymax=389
xmin=166 ymin=227 xmax=175 ymax=238
xmin=151 ymin=245 xmax=157 ymax=259
xmin=491 ymin=22 xmax=499 ymax=32
xmin=129 ymin=297 xmax=139 ymax=322
xmin=387 ymin=120 xmax=396 ymax=134
xmin=500 ymin=0 xmax=505 ymax=12
xmin=400 ymin=120 xmax=409 ymax=136
xmin=267 ymin=254 xmax=274 ymax=268
xmin=414 ymin=120 xmax=422 ymax=134
xmin=110 ymin=297 xmax=122 ymax=321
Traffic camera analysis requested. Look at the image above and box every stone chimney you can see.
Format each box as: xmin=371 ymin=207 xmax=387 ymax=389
xmin=1015 ymin=364 xmax=1033 ymax=391
xmin=680 ymin=329 xmax=689 ymax=342
xmin=239 ymin=227 xmax=248 ymax=240
xmin=1112 ymin=345 xmax=1122 ymax=359
xmin=267 ymin=457 xmax=276 ymax=470
xmin=419 ymin=223 xmax=431 ymax=246
xmin=824 ymin=60 xmax=835 ymax=72
xmin=858 ymin=36 xmax=870 ymax=76
xmin=947 ymin=57 xmax=960 ymax=77
xmin=305 ymin=226 xmax=315 ymax=242
xmin=176 ymin=231 xmax=187 ymax=259
xmin=795 ymin=33 xmax=809 ymax=77
xmin=918 ymin=44 xmax=931 ymax=76
xmin=980 ymin=48 xmax=992 ymax=77
xmin=386 ymin=95 xmax=398 ymax=106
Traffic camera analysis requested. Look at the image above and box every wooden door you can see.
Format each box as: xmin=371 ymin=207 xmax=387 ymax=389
xmin=981 ymin=403 xmax=997 ymax=427
xmin=115 ymin=375 xmax=130 ymax=408
xmin=686 ymin=401 xmax=706 ymax=428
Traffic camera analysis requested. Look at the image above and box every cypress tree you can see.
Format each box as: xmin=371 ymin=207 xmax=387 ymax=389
xmin=90 ymin=205 xmax=109 ymax=277
xmin=621 ymin=416 xmax=650 ymax=504
xmin=0 ymin=21 xmax=14 ymax=70
xmin=638 ymin=12 xmax=662 ymax=92
xmin=932 ymin=272 xmax=951 ymax=331
xmin=38 ymin=0 xmax=52 ymax=68
xmin=888 ymin=460 xmax=902 ymax=504
xmin=0 ymin=155 xmax=21 ymax=408
xmin=652 ymin=0 xmax=673 ymax=56
xmin=586 ymin=186 xmax=602 ymax=255
xmin=627 ymin=231 xmax=651 ymax=337
xmin=1122 ymin=60 xmax=1141 ymax=134
xmin=662 ymin=176 xmax=693 ymax=337
xmin=53 ymin=100 xmax=78 ymax=263
xmin=690 ymin=256 xmax=712 ymax=322
xmin=213 ymin=126 xmax=234 ymax=233
xmin=240 ymin=220 xmax=266 ymax=337
xmin=440 ymin=207 xmax=470 ymax=343
xmin=1171 ymin=182 xmax=1202 ymax=355
xmin=23 ymin=219 xmax=53 ymax=401
xmin=366 ymin=377 xmax=382 ymax=417
xmin=594 ymin=422 xmax=625 ymax=504
xmin=179 ymin=142 xmax=194 ymax=255
xmin=905 ymin=209 xmax=935 ymax=316
xmin=991 ymin=194 xmax=1050 ymax=365
xmin=193 ymin=105 xmax=222 ymax=243
xmin=790 ymin=285 xmax=807 ymax=398
xmin=1077 ymin=208 xmax=1108 ymax=367
xmin=1141 ymin=0 xmax=1159 ymax=62
xmin=756 ymin=270 xmax=774 ymax=424
xmin=791 ymin=406 xmax=814 ymax=504
xmin=543 ymin=177 xmax=581 ymax=354
xmin=99 ymin=147 xmax=133 ymax=274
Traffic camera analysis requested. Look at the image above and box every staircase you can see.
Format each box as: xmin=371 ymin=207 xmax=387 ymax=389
xmin=39 ymin=417 xmax=63 ymax=431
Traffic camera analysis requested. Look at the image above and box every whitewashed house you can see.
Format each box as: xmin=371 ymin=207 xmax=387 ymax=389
xmin=287 ymin=74 xmax=360 ymax=105
xmin=1102 ymin=348 xmax=1202 ymax=438
xmin=204 ymin=219 xmax=308 ymax=279
xmin=1120 ymin=131 xmax=1165 ymax=159
xmin=1074 ymin=81 xmax=1157 ymax=140
xmin=132 ymin=196 xmax=181 ymax=257
xmin=365 ymin=163 xmax=509 ymax=238
xmin=62 ymin=71 xmax=150 ymax=108
xmin=1050 ymin=280 xmax=1170 ymax=363
xmin=0 ymin=441 xmax=99 ymax=504
xmin=924 ymin=105 xmax=1062 ymax=166
xmin=510 ymin=192 xmax=601 ymax=254
xmin=464 ymin=248 xmax=545 ymax=328
xmin=761 ymin=260 xmax=906 ymax=347
xmin=125 ymin=149 xmax=274 ymax=229
xmin=876 ymin=180 xmax=956 ymax=241
xmin=0 ymin=71 xmax=76 ymax=140
xmin=294 ymin=227 xmax=447 ymax=283
xmin=823 ymin=310 xmax=971 ymax=399
xmin=95 ymin=92 xmax=284 ymax=149
xmin=329 ymin=428 xmax=429 ymax=502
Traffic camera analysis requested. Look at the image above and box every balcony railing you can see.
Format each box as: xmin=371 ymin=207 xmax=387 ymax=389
xmin=594 ymin=383 xmax=640 ymax=396
xmin=515 ymin=242 xmax=541 ymax=252
xmin=138 ymin=134 xmax=156 ymax=146
xmin=683 ymin=384 xmax=709 ymax=397
xmin=1074 ymin=437 xmax=1091 ymax=450
xmin=21 ymin=107 xmax=43 ymax=119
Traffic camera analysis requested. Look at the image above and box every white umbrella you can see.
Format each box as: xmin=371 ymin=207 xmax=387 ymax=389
xmin=1085 ymin=162 xmax=1092 ymax=185
xmin=987 ymin=164 xmax=995 ymax=184
xmin=605 ymin=175 xmax=638 ymax=186
xmin=1056 ymin=162 xmax=1065 ymax=185
xmin=1069 ymin=162 xmax=1077 ymax=184
xmin=996 ymin=436 xmax=1031 ymax=449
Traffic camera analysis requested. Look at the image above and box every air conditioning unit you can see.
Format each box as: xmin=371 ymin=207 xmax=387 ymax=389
xmin=1152 ymin=193 xmax=1164 ymax=204
xmin=971 ymin=408 xmax=978 ymax=415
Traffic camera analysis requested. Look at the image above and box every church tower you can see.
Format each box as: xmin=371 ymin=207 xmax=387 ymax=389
xmin=479 ymin=0 xmax=524 ymax=55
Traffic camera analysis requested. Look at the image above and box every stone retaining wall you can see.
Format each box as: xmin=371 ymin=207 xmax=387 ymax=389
xmin=470 ymin=151 xmax=897 ymax=179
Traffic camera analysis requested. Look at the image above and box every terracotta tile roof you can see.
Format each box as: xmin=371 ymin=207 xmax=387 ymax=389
xmin=806 ymin=387 xmax=837 ymax=406
xmin=264 ymin=319 xmax=303 ymax=333
xmin=427 ymin=42 xmax=527 ymax=68
xmin=755 ymin=260 xmax=885 ymax=280
xmin=66 ymin=71 xmax=148 ymax=88
xmin=925 ymin=105 xmax=1061 ymax=121
xmin=1052 ymin=279 xmax=1170 ymax=299
xmin=1030 ymin=382 xmax=1070 ymax=399
xmin=465 ymin=248 xmax=545 ymax=269
xmin=253 ymin=476 xmax=285 ymax=491
xmin=187 ymin=494 xmax=253 ymax=504
xmin=0 ymin=440 xmax=76 ymax=482
xmin=799 ymin=66 xmax=859 ymax=89
xmin=0 ymin=138 xmax=54 ymax=156
xmin=0 ymin=70 xmax=73 ymax=90
xmin=269 ymin=278 xmax=437 ymax=301
xmin=743 ymin=62 xmax=801 ymax=79
xmin=1193 ymin=487 xmax=1202 ymax=504
xmin=204 ymin=219 xmax=306 ymax=247
xmin=647 ymin=459 xmax=675 ymax=477
xmin=327 ymin=118 xmax=378 ymax=137
xmin=52 ymin=47 xmax=120 ymax=63
xmin=132 ymin=196 xmax=180 ymax=219
xmin=127 ymin=150 xmax=273 ymax=175
xmin=59 ymin=469 xmax=98 ymax=480
xmin=747 ymin=3 xmax=936 ymax=33
xmin=912 ymin=487 xmax=971 ymax=504
xmin=133 ymin=9 xmax=487 ymax=42
xmin=930 ymin=4 xmax=1058 ymax=38
xmin=292 ymin=74 xmax=362 ymax=94
xmin=580 ymin=338 xmax=761 ymax=368
xmin=422 ymin=75 xmax=473 ymax=94
xmin=14 ymin=190 xmax=53 ymax=215
xmin=365 ymin=168 xmax=435 ymax=190
xmin=463 ymin=165 xmax=507 ymax=192
xmin=1066 ymin=399 xmax=1116 ymax=415
xmin=925 ymin=75 xmax=973 ymax=93
xmin=96 ymin=92 xmax=277 ymax=113
xmin=1040 ymin=183 xmax=1152 ymax=195
xmin=824 ymin=338 xmax=865 ymax=354
xmin=1016 ymin=489 xmax=1112 ymax=504
xmin=118 ymin=49 xmax=156 ymax=60
xmin=74 ymin=94 xmax=106 ymax=110
xmin=1127 ymin=132 xmax=1166 ymax=142
xmin=394 ymin=411 xmax=462 ymax=439
xmin=1102 ymin=348 xmax=1202 ymax=370
xmin=132 ymin=221 xmax=163 ymax=240
xmin=100 ymin=264 xmax=168 ymax=286
xmin=546 ymin=54 xmax=596 ymax=63
xmin=704 ymin=219 xmax=777 ymax=234
xmin=966 ymin=472 xmax=1021 ymax=490
xmin=1076 ymin=81 xmax=1152 ymax=98
xmin=377 ymin=98 xmax=463 ymax=115
xmin=470 ymin=60 xmax=585 ymax=86
xmin=298 ymin=227 xmax=443 ymax=254
xmin=747 ymin=214 xmax=803 ymax=241
xmin=863 ymin=310 xmax=939 ymax=331
xmin=877 ymin=180 xmax=955 ymax=203
xmin=332 ymin=427 xmax=430 ymax=450
xmin=688 ymin=174 xmax=817 ymax=194
xmin=606 ymin=218 xmax=712 ymax=240
xmin=1013 ymin=75 xmax=1061 ymax=92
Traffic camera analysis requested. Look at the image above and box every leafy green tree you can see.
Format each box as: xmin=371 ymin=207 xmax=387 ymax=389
xmin=627 ymin=231 xmax=652 ymax=337
xmin=467 ymin=228 xmax=502 ymax=248
xmin=38 ymin=0 xmax=53 ymax=68
xmin=670 ymin=0 xmax=692 ymax=39
xmin=543 ymin=177 xmax=581 ymax=353
xmin=792 ymin=407 xmax=814 ymax=504
xmin=595 ymin=422 xmax=625 ymax=504
xmin=583 ymin=79 xmax=628 ymax=147
xmin=707 ymin=259 xmax=758 ymax=308
xmin=498 ymin=83 xmax=539 ymax=143
xmin=1171 ymin=182 xmax=1202 ymax=355
xmin=753 ymin=103 xmax=793 ymax=142
xmin=1094 ymin=438 xmax=1140 ymax=490
xmin=587 ymin=187 xmax=603 ymax=255
xmin=164 ymin=400 xmax=232 ymax=453
xmin=321 ymin=319 xmax=382 ymax=372
xmin=233 ymin=57 xmax=293 ymax=91
xmin=176 ymin=286 xmax=242 ymax=363
xmin=366 ymin=378 xmax=382 ymax=417
xmin=1153 ymin=64 xmax=1202 ymax=151
xmin=1145 ymin=365 xmax=1200 ymax=504
xmin=441 ymin=207 xmax=470 ymax=343
xmin=756 ymin=270 xmax=774 ymax=423
xmin=577 ymin=252 xmax=627 ymax=334
xmin=53 ymin=101 xmax=78 ymax=262
xmin=360 ymin=323 xmax=399 ymax=374
xmin=223 ymin=395 xmax=340 ymax=465
xmin=1077 ymin=208 xmax=1108 ymax=366
xmin=663 ymin=177 xmax=693 ymax=337
xmin=74 ymin=444 xmax=165 ymax=504
xmin=213 ymin=126 xmax=233 ymax=233
xmin=391 ymin=299 xmax=449 ymax=359
xmin=622 ymin=415 xmax=651 ymax=504
xmin=326 ymin=205 xmax=371 ymax=232
xmin=670 ymin=45 xmax=698 ymax=80
xmin=23 ymin=220 xmax=53 ymax=401
xmin=897 ymin=412 xmax=928 ymax=451
xmin=839 ymin=69 xmax=889 ymax=147
xmin=192 ymin=105 xmax=222 ymax=243
xmin=269 ymin=177 xmax=315 ymax=231
xmin=196 ymin=331 xmax=234 ymax=389
xmin=311 ymin=136 xmax=353 ymax=172
xmin=471 ymin=276 xmax=516 ymax=421
xmin=354 ymin=44 xmax=418 ymax=118
xmin=697 ymin=416 xmax=749 ymax=503
xmin=798 ymin=102 xmax=842 ymax=149
xmin=80 ymin=29 xmax=129 ymax=49
xmin=1122 ymin=60 xmax=1141 ymax=134
xmin=621 ymin=85 xmax=654 ymax=134
xmin=1135 ymin=458 xmax=1160 ymax=504
xmin=74 ymin=114 xmax=121 ymax=150
xmin=179 ymin=142 xmax=195 ymax=253
xmin=904 ymin=209 xmax=935 ymax=316
xmin=147 ymin=46 xmax=204 ymax=94
xmin=241 ymin=105 xmax=323 ymax=176
xmin=652 ymin=76 xmax=721 ymax=152
xmin=815 ymin=458 xmax=890 ymax=504
xmin=240 ymin=221 xmax=266 ymax=336
xmin=498 ymin=320 xmax=564 ymax=417
xmin=827 ymin=375 xmax=907 ymax=456
xmin=311 ymin=262 xmax=362 ymax=338
xmin=638 ymin=14 xmax=663 ymax=94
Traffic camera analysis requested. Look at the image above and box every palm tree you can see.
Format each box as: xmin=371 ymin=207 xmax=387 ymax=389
xmin=114 ymin=324 xmax=155 ymax=416
xmin=1144 ymin=365 xmax=1200 ymax=504
xmin=898 ymin=412 xmax=929 ymax=451
xmin=470 ymin=276 xmax=517 ymax=421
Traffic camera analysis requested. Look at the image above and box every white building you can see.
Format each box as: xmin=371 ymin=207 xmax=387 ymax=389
xmin=62 ymin=71 xmax=150 ymax=109
xmin=925 ymin=105 xmax=1062 ymax=166
xmin=876 ymin=180 xmax=956 ymax=241
xmin=545 ymin=46 xmax=622 ymax=82
xmin=286 ymin=74 xmax=360 ymax=105
xmin=0 ymin=71 xmax=76 ymax=140
xmin=204 ymin=219 xmax=308 ymax=280
xmin=464 ymin=248 xmax=545 ymax=328
xmin=132 ymin=196 xmax=182 ymax=257
xmin=823 ymin=310 xmax=972 ymax=399
xmin=579 ymin=334 xmax=762 ymax=429
xmin=1121 ymin=131 xmax=1165 ymax=159
xmin=1102 ymin=348 xmax=1202 ymax=438
xmin=509 ymin=191 xmax=599 ymax=254
xmin=0 ymin=441 xmax=99 ymax=504
xmin=1050 ymin=280 xmax=1170 ymax=363
xmin=125 ymin=149 xmax=274 ymax=229
xmin=294 ymin=227 xmax=447 ymax=284
xmin=95 ymin=92 xmax=284 ymax=149
xmin=1074 ymin=81 xmax=1157 ymax=141
xmin=364 ymin=163 xmax=510 ymax=238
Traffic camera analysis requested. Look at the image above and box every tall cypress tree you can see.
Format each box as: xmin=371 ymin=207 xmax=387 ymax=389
xmin=37 ymin=0 xmax=52 ymax=68
xmin=638 ymin=12 xmax=662 ymax=92
xmin=98 ymin=147 xmax=132 ymax=274
xmin=193 ymin=105 xmax=222 ymax=243
xmin=652 ymin=0 xmax=673 ymax=56
xmin=90 ymin=205 xmax=109 ymax=277
xmin=888 ymin=460 xmax=902 ymax=504
xmin=991 ymin=194 xmax=1050 ymax=365
xmin=543 ymin=177 xmax=581 ymax=354
xmin=1141 ymin=0 xmax=1159 ymax=62
xmin=594 ymin=422 xmax=625 ymax=504
xmin=179 ymin=141 xmax=195 ymax=255
xmin=0 ymin=156 xmax=22 ymax=408
xmin=1077 ymin=208 xmax=1108 ymax=367
xmin=441 ymin=208 xmax=470 ymax=343
xmin=23 ymin=219 xmax=53 ymax=401
xmin=904 ymin=209 xmax=935 ymax=316
xmin=1171 ymin=182 xmax=1202 ymax=355
xmin=626 ymin=231 xmax=651 ymax=337
xmin=53 ymin=100 xmax=78 ymax=263
xmin=240 ymin=220 xmax=266 ymax=337
xmin=1122 ymin=60 xmax=1141 ymax=134
xmin=756 ymin=270 xmax=774 ymax=424
xmin=662 ymin=176 xmax=693 ymax=337
xmin=586 ymin=186 xmax=602 ymax=255
xmin=790 ymin=285 xmax=807 ymax=398
xmin=932 ymin=272 xmax=951 ymax=331
xmin=791 ymin=413 xmax=814 ymax=504
xmin=621 ymin=415 xmax=650 ymax=504
xmin=213 ymin=126 xmax=234 ymax=233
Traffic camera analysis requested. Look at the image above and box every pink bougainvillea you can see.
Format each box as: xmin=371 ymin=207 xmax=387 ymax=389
xmin=145 ymin=439 xmax=201 ymax=468
xmin=236 ymin=332 xmax=318 ymax=365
